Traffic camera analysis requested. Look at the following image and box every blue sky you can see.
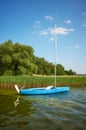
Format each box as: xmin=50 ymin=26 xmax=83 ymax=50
xmin=0 ymin=0 xmax=86 ymax=74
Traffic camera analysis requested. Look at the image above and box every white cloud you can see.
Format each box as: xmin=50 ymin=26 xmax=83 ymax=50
xmin=39 ymin=27 xmax=74 ymax=42
xmin=82 ymin=20 xmax=86 ymax=27
xmin=65 ymin=20 xmax=71 ymax=24
xmin=50 ymin=37 xmax=54 ymax=41
xmin=82 ymin=19 xmax=86 ymax=27
xmin=82 ymin=12 xmax=86 ymax=27
xmin=50 ymin=27 xmax=74 ymax=35
xmin=71 ymin=45 xmax=80 ymax=49
xmin=33 ymin=20 xmax=41 ymax=28
xmin=34 ymin=21 xmax=41 ymax=24
xmin=39 ymin=30 xmax=49 ymax=35
xmin=82 ymin=24 xmax=86 ymax=27
xmin=39 ymin=28 xmax=51 ymax=35
xmin=45 ymin=15 xmax=54 ymax=20
xmin=33 ymin=25 xmax=40 ymax=28
xmin=74 ymin=45 xmax=80 ymax=48
xmin=83 ymin=12 xmax=86 ymax=15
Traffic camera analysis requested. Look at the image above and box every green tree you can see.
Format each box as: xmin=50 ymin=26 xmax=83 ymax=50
xmin=0 ymin=40 xmax=76 ymax=76
xmin=56 ymin=64 xmax=66 ymax=75
xmin=65 ymin=69 xmax=76 ymax=75
xmin=34 ymin=57 xmax=53 ymax=75
xmin=0 ymin=40 xmax=37 ymax=75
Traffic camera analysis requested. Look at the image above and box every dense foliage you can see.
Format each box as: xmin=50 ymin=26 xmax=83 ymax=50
xmin=0 ymin=40 xmax=76 ymax=76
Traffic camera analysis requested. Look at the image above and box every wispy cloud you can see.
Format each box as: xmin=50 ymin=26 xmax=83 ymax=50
xmin=82 ymin=12 xmax=86 ymax=27
xmin=82 ymin=20 xmax=86 ymax=27
xmin=35 ymin=21 xmax=41 ymax=24
xmin=74 ymin=45 xmax=80 ymax=49
xmin=39 ymin=30 xmax=49 ymax=35
xmin=50 ymin=27 xmax=74 ymax=35
xmin=82 ymin=24 xmax=86 ymax=27
xmin=45 ymin=15 xmax=54 ymax=21
xmin=65 ymin=20 xmax=71 ymax=24
xmin=39 ymin=28 xmax=51 ymax=35
xmin=50 ymin=37 xmax=54 ymax=42
xmin=83 ymin=12 xmax=86 ymax=15
xmin=33 ymin=20 xmax=41 ymax=28
xmin=39 ymin=27 xmax=74 ymax=36
xmin=71 ymin=45 xmax=80 ymax=49
xmin=39 ymin=27 xmax=74 ymax=41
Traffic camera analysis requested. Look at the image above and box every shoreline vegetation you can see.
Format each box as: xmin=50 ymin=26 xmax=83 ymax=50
xmin=0 ymin=41 xmax=76 ymax=76
xmin=0 ymin=75 xmax=86 ymax=89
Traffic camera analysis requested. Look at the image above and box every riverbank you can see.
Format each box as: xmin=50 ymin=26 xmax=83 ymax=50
xmin=0 ymin=75 xmax=86 ymax=89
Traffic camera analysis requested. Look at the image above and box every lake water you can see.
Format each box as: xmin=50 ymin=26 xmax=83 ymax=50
xmin=0 ymin=88 xmax=86 ymax=130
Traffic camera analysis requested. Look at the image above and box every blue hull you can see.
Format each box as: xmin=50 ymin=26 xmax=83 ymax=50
xmin=20 ymin=87 xmax=70 ymax=95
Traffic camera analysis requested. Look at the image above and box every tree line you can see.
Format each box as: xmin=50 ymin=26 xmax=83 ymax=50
xmin=0 ymin=40 xmax=76 ymax=76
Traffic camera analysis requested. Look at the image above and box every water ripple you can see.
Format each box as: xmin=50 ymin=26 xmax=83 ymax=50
xmin=0 ymin=88 xmax=86 ymax=130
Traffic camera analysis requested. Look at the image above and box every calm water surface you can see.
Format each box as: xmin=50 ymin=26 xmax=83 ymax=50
xmin=0 ymin=88 xmax=86 ymax=130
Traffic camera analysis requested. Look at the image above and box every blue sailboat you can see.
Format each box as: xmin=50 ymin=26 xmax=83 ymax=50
xmin=15 ymin=25 xmax=70 ymax=95
xmin=15 ymin=85 xmax=70 ymax=95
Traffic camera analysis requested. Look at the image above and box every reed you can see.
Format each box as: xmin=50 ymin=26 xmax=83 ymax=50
xmin=0 ymin=75 xmax=86 ymax=88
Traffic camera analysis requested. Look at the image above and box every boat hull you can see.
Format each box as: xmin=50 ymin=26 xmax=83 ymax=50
xmin=20 ymin=87 xmax=70 ymax=95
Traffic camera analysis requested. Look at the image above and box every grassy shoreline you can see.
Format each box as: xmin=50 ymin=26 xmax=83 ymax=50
xmin=0 ymin=75 xmax=86 ymax=89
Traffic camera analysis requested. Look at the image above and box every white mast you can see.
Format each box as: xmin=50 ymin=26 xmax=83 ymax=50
xmin=54 ymin=24 xmax=57 ymax=87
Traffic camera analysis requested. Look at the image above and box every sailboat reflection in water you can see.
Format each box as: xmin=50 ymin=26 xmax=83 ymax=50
xmin=14 ymin=96 xmax=20 ymax=107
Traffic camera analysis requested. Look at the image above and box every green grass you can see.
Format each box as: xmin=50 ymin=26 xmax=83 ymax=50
xmin=0 ymin=75 xmax=86 ymax=88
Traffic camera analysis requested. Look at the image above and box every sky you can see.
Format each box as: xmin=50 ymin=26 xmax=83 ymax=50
xmin=0 ymin=0 xmax=86 ymax=74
